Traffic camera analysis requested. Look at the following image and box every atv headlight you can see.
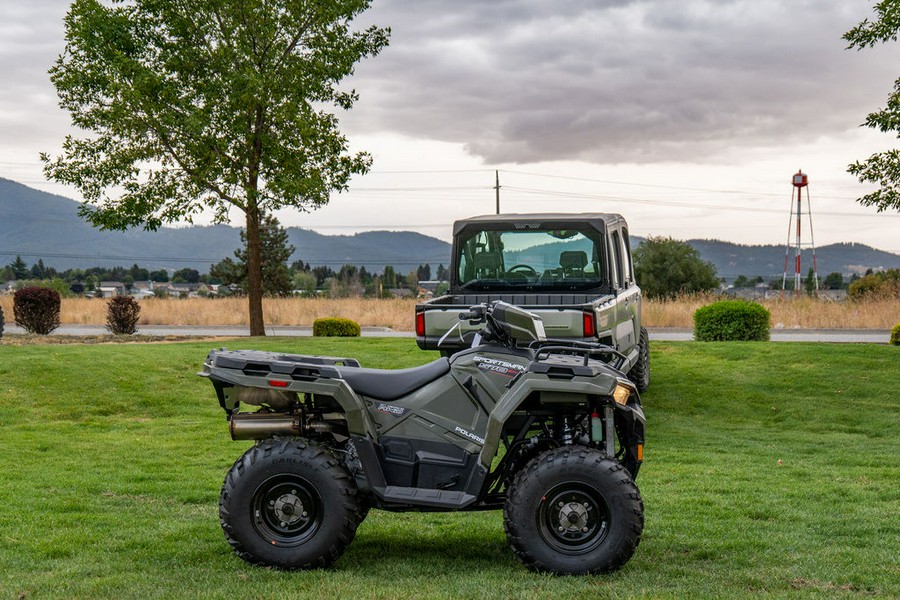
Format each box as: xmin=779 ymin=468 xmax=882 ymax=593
xmin=613 ymin=383 xmax=631 ymax=406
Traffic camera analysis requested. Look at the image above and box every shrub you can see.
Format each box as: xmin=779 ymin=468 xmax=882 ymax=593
xmin=106 ymin=296 xmax=141 ymax=335
xmin=13 ymin=286 xmax=61 ymax=335
xmin=891 ymin=324 xmax=900 ymax=346
xmin=848 ymin=269 xmax=900 ymax=300
xmin=693 ymin=300 xmax=770 ymax=341
xmin=313 ymin=317 xmax=361 ymax=337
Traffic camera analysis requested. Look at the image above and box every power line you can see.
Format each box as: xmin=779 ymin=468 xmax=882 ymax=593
xmin=0 ymin=249 xmax=449 ymax=268
xmin=502 ymin=185 xmax=900 ymax=218
xmin=499 ymin=168 xmax=863 ymax=201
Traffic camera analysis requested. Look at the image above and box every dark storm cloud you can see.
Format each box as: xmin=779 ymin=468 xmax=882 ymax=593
xmin=3 ymin=1 xmax=895 ymax=167
xmin=344 ymin=0 xmax=899 ymax=164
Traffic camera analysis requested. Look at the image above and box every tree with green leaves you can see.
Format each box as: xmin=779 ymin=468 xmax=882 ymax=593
xmin=211 ymin=213 xmax=295 ymax=297
xmin=42 ymin=0 xmax=389 ymax=335
xmin=823 ymin=272 xmax=844 ymax=290
xmin=382 ymin=265 xmax=397 ymax=288
xmin=633 ymin=237 xmax=720 ymax=299
xmin=844 ymin=2 xmax=900 ymax=212
xmin=8 ymin=256 xmax=29 ymax=281
xmin=804 ymin=267 xmax=818 ymax=296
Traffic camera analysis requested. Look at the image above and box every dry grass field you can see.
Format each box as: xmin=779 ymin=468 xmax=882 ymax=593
xmin=2 ymin=294 xmax=898 ymax=330
xmin=644 ymin=293 xmax=900 ymax=329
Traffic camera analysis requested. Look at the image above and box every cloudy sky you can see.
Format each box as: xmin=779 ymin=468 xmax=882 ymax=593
xmin=3 ymin=0 xmax=900 ymax=253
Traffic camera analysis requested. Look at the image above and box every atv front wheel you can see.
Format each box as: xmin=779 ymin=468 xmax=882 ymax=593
xmin=504 ymin=447 xmax=643 ymax=575
xmin=219 ymin=438 xmax=361 ymax=569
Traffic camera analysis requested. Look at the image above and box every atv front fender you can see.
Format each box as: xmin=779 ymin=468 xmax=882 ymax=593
xmin=480 ymin=374 xmax=620 ymax=467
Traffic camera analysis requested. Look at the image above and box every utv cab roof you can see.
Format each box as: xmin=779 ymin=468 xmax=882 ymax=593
xmin=453 ymin=213 xmax=626 ymax=236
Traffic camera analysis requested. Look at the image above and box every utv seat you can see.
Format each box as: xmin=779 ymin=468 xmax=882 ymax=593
xmin=473 ymin=251 xmax=502 ymax=278
xmin=336 ymin=358 xmax=450 ymax=401
xmin=559 ymin=250 xmax=588 ymax=278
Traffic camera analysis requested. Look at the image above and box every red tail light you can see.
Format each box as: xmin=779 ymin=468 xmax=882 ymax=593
xmin=583 ymin=311 xmax=596 ymax=338
xmin=415 ymin=311 xmax=425 ymax=337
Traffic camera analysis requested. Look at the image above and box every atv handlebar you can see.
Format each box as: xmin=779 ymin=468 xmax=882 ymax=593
xmin=458 ymin=304 xmax=488 ymax=323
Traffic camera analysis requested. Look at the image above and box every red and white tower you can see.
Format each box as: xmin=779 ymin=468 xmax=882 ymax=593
xmin=781 ymin=170 xmax=819 ymax=296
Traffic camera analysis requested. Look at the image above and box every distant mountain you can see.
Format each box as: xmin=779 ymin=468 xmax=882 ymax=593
xmin=682 ymin=238 xmax=900 ymax=280
xmin=0 ymin=178 xmax=449 ymax=272
xmin=2 ymin=177 xmax=899 ymax=278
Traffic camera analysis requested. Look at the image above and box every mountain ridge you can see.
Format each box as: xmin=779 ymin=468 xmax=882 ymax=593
xmin=2 ymin=177 xmax=899 ymax=278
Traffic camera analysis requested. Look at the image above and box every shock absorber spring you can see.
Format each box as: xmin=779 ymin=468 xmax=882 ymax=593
xmin=558 ymin=414 xmax=574 ymax=445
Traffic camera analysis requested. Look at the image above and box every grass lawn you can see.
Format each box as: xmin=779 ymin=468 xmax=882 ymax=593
xmin=0 ymin=338 xmax=897 ymax=599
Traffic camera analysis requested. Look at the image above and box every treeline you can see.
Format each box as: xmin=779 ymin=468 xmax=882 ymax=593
xmin=1 ymin=257 xmax=181 ymax=296
xmin=1 ymin=254 xmax=450 ymax=299
xmin=729 ymin=268 xmax=899 ymax=299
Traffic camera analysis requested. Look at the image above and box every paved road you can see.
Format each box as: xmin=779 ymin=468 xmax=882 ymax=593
xmin=1 ymin=323 xmax=410 ymax=338
xmin=647 ymin=327 xmax=891 ymax=343
xmin=1 ymin=324 xmax=892 ymax=343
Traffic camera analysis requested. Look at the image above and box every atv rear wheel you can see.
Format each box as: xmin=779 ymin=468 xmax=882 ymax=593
xmin=219 ymin=438 xmax=360 ymax=570
xmin=504 ymin=447 xmax=643 ymax=575
xmin=628 ymin=326 xmax=650 ymax=392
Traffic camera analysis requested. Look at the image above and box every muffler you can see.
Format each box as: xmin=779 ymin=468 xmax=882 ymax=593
xmin=229 ymin=412 xmax=301 ymax=440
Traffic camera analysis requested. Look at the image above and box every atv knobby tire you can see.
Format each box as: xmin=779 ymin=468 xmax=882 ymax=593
xmin=504 ymin=447 xmax=643 ymax=575
xmin=219 ymin=437 xmax=361 ymax=570
xmin=628 ymin=326 xmax=650 ymax=392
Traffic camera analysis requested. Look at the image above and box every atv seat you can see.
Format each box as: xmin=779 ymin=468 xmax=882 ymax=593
xmin=336 ymin=358 xmax=451 ymax=401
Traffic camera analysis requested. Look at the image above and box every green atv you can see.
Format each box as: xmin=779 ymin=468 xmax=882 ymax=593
xmin=201 ymin=301 xmax=646 ymax=575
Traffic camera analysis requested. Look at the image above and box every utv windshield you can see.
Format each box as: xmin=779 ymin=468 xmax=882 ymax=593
xmin=455 ymin=226 xmax=607 ymax=292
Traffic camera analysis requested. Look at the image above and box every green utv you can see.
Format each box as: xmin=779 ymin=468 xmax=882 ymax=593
xmin=201 ymin=301 xmax=646 ymax=575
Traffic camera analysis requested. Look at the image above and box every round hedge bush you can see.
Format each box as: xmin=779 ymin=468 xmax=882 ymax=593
xmin=891 ymin=324 xmax=900 ymax=346
xmin=313 ymin=317 xmax=361 ymax=337
xmin=13 ymin=286 xmax=61 ymax=335
xmin=106 ymin=296 xmax=141 ymax=335
xmin=693 ymin=300 xmax=770 ymax=342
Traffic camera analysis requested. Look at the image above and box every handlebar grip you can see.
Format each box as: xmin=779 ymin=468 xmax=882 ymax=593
xmin=458 ymin=311 xmax=478 ymax=320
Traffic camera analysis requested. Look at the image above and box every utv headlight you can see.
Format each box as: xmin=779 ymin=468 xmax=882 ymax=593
xmin=613 ymin=383 xmax=632 ymax=406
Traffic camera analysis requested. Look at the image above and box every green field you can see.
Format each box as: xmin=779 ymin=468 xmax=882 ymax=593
xmin=0 ymin=338 xmax=897 ymax=599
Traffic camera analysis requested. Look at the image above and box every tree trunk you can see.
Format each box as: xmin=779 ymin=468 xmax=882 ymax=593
xmin=246 ymin=105 xmax=266 ymax=336
xmin=246 ymin=202 xmax=265 ymax=336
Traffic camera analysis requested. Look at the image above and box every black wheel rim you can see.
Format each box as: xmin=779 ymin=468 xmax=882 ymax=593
xmin=538 ymin=482 xmax=610 ymax=554
xmin=250 ymin=474 xmax=322 ymax=547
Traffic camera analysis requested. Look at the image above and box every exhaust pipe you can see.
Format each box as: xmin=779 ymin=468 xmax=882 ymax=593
xmin=229 ymin=412 xmax=302 ymax=440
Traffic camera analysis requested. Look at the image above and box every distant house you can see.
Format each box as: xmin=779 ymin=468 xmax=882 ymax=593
xmin=149 ymin=282 xmax=204 ymax=298
xmin=387 ymin=288 xmax=414 ymax=299
xmin=417 ymin=280 xmax=443 ymax=293
xmin=99 ymin=281 xmax=127 ymax=297
xmin=128 ymin=280 xmax=154 ymax=299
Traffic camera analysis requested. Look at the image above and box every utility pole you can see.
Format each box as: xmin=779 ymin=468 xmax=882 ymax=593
xmin=494 ymin=170 xmax=501 ymax=214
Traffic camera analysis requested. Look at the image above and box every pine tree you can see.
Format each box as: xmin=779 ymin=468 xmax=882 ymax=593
xmin=9 ymin=256 xmax=29 ymax=280
xmin=212 ymin=213 xmax=295 ymax=297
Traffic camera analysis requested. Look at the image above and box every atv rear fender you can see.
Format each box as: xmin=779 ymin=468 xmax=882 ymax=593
xmin=200 ymin=350 xmax=378 ymax=439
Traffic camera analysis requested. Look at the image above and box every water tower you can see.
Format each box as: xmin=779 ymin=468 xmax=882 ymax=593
xmin=781 ymin=170 xmax=819 ymax=296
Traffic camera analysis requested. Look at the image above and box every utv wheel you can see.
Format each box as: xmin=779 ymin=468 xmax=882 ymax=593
xmin=628 ymin=326 xmax=650 ymax=392
xmin=219 ymin=438 xmax=360 ymax=570
xmin=504 ymin=447 xmax=643 ymax=575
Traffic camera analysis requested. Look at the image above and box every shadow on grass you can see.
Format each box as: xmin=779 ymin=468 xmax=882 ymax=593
xmin=341 ymin=525 xmax=513 ymax=573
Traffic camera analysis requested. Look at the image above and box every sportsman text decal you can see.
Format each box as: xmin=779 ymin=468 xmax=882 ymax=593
xmin=473 ymin=356 xmax=527 ymax=378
